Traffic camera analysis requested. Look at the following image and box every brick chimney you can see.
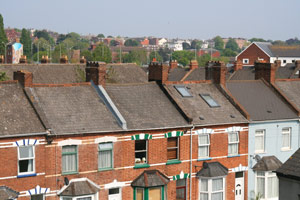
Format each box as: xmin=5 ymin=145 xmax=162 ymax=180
xmin=148 ymin=62 xmax=169 ymax=83
xmin=296 ymin=60 xmax=300 ymax=78
xmin=254 ymin=61 xmax=276 ymax=84
xmin=233 ymin=60 xmax=243 ymax=71
xmin=169 ymin=60 xmax=178 ymax=69
xmin=13 ymin=70 xmax=33 ymax=87
xmin=211 ymin=61 xmax=227 ymax=86
xmin=274 ymin=60 xmax=281 ymax=69
xmin=189 ymin=60 xmax=198 ymax=70
xmin=85 ymin=61 xmax=107 ymax=87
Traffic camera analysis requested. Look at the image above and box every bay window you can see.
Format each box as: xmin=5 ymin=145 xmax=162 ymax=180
xmin=256 ymin=171 xmax=278 ymax=199
xmin=199 ymin=177 xmax=225 ymax=200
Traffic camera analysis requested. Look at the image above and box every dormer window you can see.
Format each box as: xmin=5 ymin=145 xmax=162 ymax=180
xmin=200 ymin=94 xmax=220 ymax=108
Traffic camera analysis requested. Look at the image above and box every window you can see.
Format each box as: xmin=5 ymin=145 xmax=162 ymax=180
xmin=255 ymin=130 xmax=265 ymax=153
xmin=62 ymin=145 xmax=77 ymax=174
xmin=256 ymin=171 xmax=278 ymax=199
xmin=283 ymin=60 xmax=286 ymax=64
xmin=61 ymin=195 xmax=94 ymax=200
xmin=242 ymin=59 xmax=249 ymax=64
xmin=199 ymin=178 xmax=225 ymax=200
xmin=98 ymin=142 xmax=113 ymax=170
xmin=136 ymin=188 xmax=144 ymax=200
xmin=228 ymin=132 xmax=239 ymax=156
xmin=200 ymin=94 xmax=220 ymax=108
xmin=149 ymin=187 xmax=161 ymax=200
xmin=31 ymin=194 xmax=44 ymax=200
xmin=109 ymin=188 xmax=120 ymax=196
xmin=282 ymin=127 xmax=291 ymax=150
xmin=174 ymin=85 xmax=192 ymax=97
xmin=135 ymin=140 xmax=147 ymax=164
xmin=176 ymin=179 xmax=186 ymax=200
xmin=167 ymin=137 xmax=179 ymax=160
xmin=18 ymin=146 xmax=35 ymax=175
xmin=198 ymin=134 xmax=210 ymax=158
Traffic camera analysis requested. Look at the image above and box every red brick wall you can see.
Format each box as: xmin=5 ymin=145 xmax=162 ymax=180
xmin=237 ymin=43 xmax=270 ymax=65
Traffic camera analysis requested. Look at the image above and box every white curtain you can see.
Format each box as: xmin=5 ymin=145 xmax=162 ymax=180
xmin=257 ymin=177 xmax=265 ymax=198
xmin=99 ymin=150 xmax=112 ymax=168
xmin=19 ymin=146 xmax=34 ymax=173
xmin=62 ymin=146 xmax=77 ymax=172
xmin=211 ymin=192 xmax=223 ymax=200
xmin=19 ymin=146 xmax=34 ymax=158
xmin=201 ymin=179 xmax=208 ymax=191
xmin=199 ymin=146 xmax=208 ymax=157
xmin=268 ymin=176 xmax=278 ymax=198
xmin=198 ymin=135 xmax=209 ymax=157
xmin=77 ymin=197 xmax=92 ymax=200
xmin=255 ymin=135 xmax=264 ymax=151
xmin=212 ymin=178 xmax=223 ymax=191
xmin=282 ymin=133 xmax=290 ymax=148
xmin=200 ymin=193 xmax=208 ymax=200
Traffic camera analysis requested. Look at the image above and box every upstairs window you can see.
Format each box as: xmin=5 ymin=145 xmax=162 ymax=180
xmin=282 ymin=128 xmax=291 ymax=150
xmin=242 ymin=59 xmax=249 ymax=64
xmin=174 ymin=85 xmax=193 ymax=97
xmin=228 ymin=132 xmax=239 ymax=156
xmin=255 ymin=130 xmax=265 ymax=153
xmin=167 ymin=137 xmax=179 ymax=160
xmin=62 ymin=145 xmax=78 ymax=174
xmin=135 ymin=140 xmax=147 ymax=164
xmin=98 ymin=142 xmax=113 ymax=170
xmin=18 ymin=146 xmax=35 ymax=175
xmin=200 ymin=94 xmax=220 ymax=108
xmin=198 ymin=134 xmax=210 ymax=158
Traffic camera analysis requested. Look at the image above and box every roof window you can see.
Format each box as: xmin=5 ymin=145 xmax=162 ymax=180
xmin=174 ymin=85 xmax=192 ymax=97
xmin=200 ymin=94 xmax=220 ymax=108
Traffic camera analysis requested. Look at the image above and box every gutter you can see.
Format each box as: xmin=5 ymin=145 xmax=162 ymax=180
xmin=0 ymin=132 xmax=48 ymax=139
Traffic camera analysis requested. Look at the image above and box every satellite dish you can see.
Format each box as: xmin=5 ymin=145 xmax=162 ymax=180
xmin=64 ymin=177 xmax=69 ymax=185
xmin=203 ymin=162 xmax=208 ymax=169
xmin=254 ymin=155 xmax=261 ymax=162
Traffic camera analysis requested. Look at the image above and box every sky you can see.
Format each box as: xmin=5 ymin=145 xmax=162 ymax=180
xmin=0 ymin=0 xmax=299 ymax=40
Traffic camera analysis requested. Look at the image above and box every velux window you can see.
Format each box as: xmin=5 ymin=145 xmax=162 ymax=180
xmin=200 ymin=94 xmax=220 ymax=108
xmin=135 ymin=140 xmax=147 ymax=164
xmin=18 ymin=145 xmax=35 ymax=175
xmin=174 ymin=85 xmax=192 ymax=97
xmin=167 ymin=137 xmax=179 ymax=160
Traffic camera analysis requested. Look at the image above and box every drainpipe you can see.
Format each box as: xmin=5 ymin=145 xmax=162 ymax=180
xmin=190 ymin=125 xmax=195 ymax=200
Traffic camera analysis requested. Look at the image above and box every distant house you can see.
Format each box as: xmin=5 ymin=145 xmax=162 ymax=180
xmin=236 ymin=42 xmax=300 ymax=66
xmin=5 ymin=28 xmax=21 ymax=43
xmin=6 ymin=42 xmax=23 ymax=64
xmin=197 ymin=48 xmax=220 ymax=58
xmin=276 ymin=148 xmax=300 ymax=200
xmin=158 ymin=38 xmax=168 ymax=46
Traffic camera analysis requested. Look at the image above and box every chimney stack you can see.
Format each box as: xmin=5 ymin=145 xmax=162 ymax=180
xmin=274 ymin=60 xmax=281 ymax=69
xmin=60 ymin=55 xmax=68 ymax=64
xmin=211 ymin=61 xmax=227 ymax=86
xmin=254 ymin=61 xmax=276 ymax=84
xmin=233 ymin=60 xmax=243 ymax=71
xmin=189 ymin=60 xmax=198 ymax=70
xmin=13 ymin=70 xmax=33 ymax=87
xmin=85 ymin=61 xmax=107 ymax=87
xmin=295 ymin=60 xmax=300 ymax=78
xmin=148 ymin=62 xmax=169 ymax=83
xmin=169 ymin=60 xmax=178 ymax=69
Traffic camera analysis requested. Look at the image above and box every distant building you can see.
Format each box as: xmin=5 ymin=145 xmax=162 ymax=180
xmin=5 ymin=28 xmax=21 ymax=43
xmin=223 ymin=38 xmax=248 ymax=49
xmin=158 ymin=38 xmax=168 ymax=46
xmin=197 ymin=48 xmax=220 ymax=58
xmin=6 ymin=42 xmax=23 ymax=64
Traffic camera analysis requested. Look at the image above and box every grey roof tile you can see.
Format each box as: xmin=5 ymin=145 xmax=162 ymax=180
xmin=131 ymin=170 xmax=170 ymax=187
xmin=0 ymin=186 xmax=19 ymax=200
xmin=196 ymin=162 xmax=228 ymax=178
xmin=276 ymin=148 xmax=300 ymax=179
xmin=185 ymin=68 xmax=206 ymax=81
xmin=276 ymin=80 xmax=300 ymax=110
xmin=59 ymin=179 xmax=99 ymax=196
xmin=252 ymin=156 xmax=282 ymax=171
xmin=168 ymin=68 xmax=188 ymax=81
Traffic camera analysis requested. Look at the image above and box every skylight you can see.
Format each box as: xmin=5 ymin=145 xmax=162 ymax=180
xmin=174 ymin=85 xmax=192 ymax=97
xmin=200 ymin=94 xmax=220 ymax=107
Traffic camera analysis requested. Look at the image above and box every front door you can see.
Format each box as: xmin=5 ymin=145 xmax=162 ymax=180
xmin=108 ymin=188 xmax=122 ymax=200
xmin=235 ymin=172 xmax=244 ymax=200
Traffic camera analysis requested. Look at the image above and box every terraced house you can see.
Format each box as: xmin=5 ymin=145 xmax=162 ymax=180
xmin=0 ymin=61 xmax=250 ymax=200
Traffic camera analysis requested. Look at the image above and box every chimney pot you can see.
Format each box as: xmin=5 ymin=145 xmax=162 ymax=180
xmin=169 ymin=60 xmax=178 ymax=69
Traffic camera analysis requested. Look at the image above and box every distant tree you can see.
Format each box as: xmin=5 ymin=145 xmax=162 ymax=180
xmin=51 ymin=44 xmax=67 ymax=63
xmin=191 ymin=40 xmax=203 ymax=49
xmin=158 ymin=47 xmax=172 ymax=62
xmin=122 ymin=49 xmax=147 ymax=65
xmin=80 ymin=50 xmax=93 ymax=61
xmin=182 ymin=42 xmax=191 ymax=50
xmin=149 ymin=51 xmax=162 ymax=63
xmin=213 ymin=36 xmax=224 ymax=51
xmin=197 ymin=54 xmax=211 ymax=67
xmin=286 ymin=37 xmax=300 ymax=45
xmin=93 ymin=43 xmax=112 ymax=63
xmin=107 ymin=35 xmax=113 ymax=38
xmin=0 ymin=14 xmax=8 ymax=56
xmin=249 ymin=38 xmax=267 ymax=43
xmin=222 ymin=48 xmax=237 ymax=57
xmin=110 ymin=40 xmax=119 ymax=46
xmin=20 ymin=28 xmax=32 ymax=59
xmin=225 ymin=38 xmax=239 ymax=52
xmin=33 ymin=38 xmax=50 ymax=54
xmin=14 ymin=28 xmax=21 ymax=32
xmin=172 ymin=50 xmax=194 ymax=66
xmin=124 ymin=39 xmax=139 ymax=47
xmin=0 ymin=71 xmax=9 ymax=81
xmin=57 ymin=34 xmax=67 ymax=43
xmin=272 ymin=40 xmax=286 ymax=46
xmin=34 ymin=30 xmax=54 ymax=45
xmin=32 ymin=51 xmax=48 ymax=62
xmin=97 ymin=34 xmax=105 ymax=38
xmin=66 ymin=32 xmax=80 ymax=41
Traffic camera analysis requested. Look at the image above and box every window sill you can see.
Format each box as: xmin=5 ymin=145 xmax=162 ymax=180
xmin=17 ymin=173 xmax=37 ymax=178
xmin=281 ymin=148 xmax=291 ymax=152
xmin=134 ymin=164 xmax=150 ymax=169
xmin=228 ymin=154 xmax=240 ymax=158
xmin=62 ymin=171 xmax=78 ymax=175
xmin=98 ymin=167 xmax=114 ymax=172
xmin=254 ymin=151 xmax=266 ymax=154
xmin=197 ymin=157 xmax=212 ymax=161
xmin=166 ymin=160 xmax=182 ymax=165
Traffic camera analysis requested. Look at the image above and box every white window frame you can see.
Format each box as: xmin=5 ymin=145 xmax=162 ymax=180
xmin=108 ymin=187 xmax=121 ymax=199
xmin=255 ymin=129 xmax=265 ymax=153
xmin=135 ymin=140 xmax=148 ymax=164
xmin=199 ymin=177 xmax=226 ymax=200
xmin=228 ymin=132 xmax=239 ymax=156
xmin=198 ymin=134 xmax=210 ymax=159
xmin=281 ymin=127 xmax=291 ymax=151
xmin=242 ymin=58 xmax=249 ymax=64
xmin=18 ymin=145 xmax=35 ymax=176
xmin=255 ymin=171 xmax=278 ymax=200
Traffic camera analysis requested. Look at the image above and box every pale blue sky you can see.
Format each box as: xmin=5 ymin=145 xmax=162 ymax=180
xmin=0 ymin=0 xmax=299 ymax=40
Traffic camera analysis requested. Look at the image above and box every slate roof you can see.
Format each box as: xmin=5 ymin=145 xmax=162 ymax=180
xmin=185 ymin=68 xmax=206 ymax=81
xmin=226 ymin=80 xmax=298 ymax=121
xmin=0 ymin=82 xmax=45 ymax=137
xmin=252 ymin=156 xmax=282 ymax=171
xmin=255 ymin=42 xmax=273 ymax=56
xmin=275 ymin=80 xmax=300 ymax=111
xmin=168 ymin=68 xmax=188 ymax=81
xmin=0 ymin=186 xmax=19 ymax=200
xmin=276 ymin=148 xmax=300 ymax=180
xmin=255 ymin=42 xmax=300 ymax=57
xmin=196 ymin=162 xmax=228 ymax=178
xmin=26 ymin=84 xmax=122 ymax=135
xmin=164 ymin=83 xmax=247 ymax=125
xmin=58 ymin=178 xmax=100 ymax=196
xmin=0 ymin=64 xmax=86 ymax=84
xmin=131 ymin=170 xmax=170 ymax=187
xmin=106 ymin=63 xmax=148 ymax=84
xmin=105 ymin=82 xmax=190 ymax=130
xmin=229 ymin=66 xmax=255 ymax=80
